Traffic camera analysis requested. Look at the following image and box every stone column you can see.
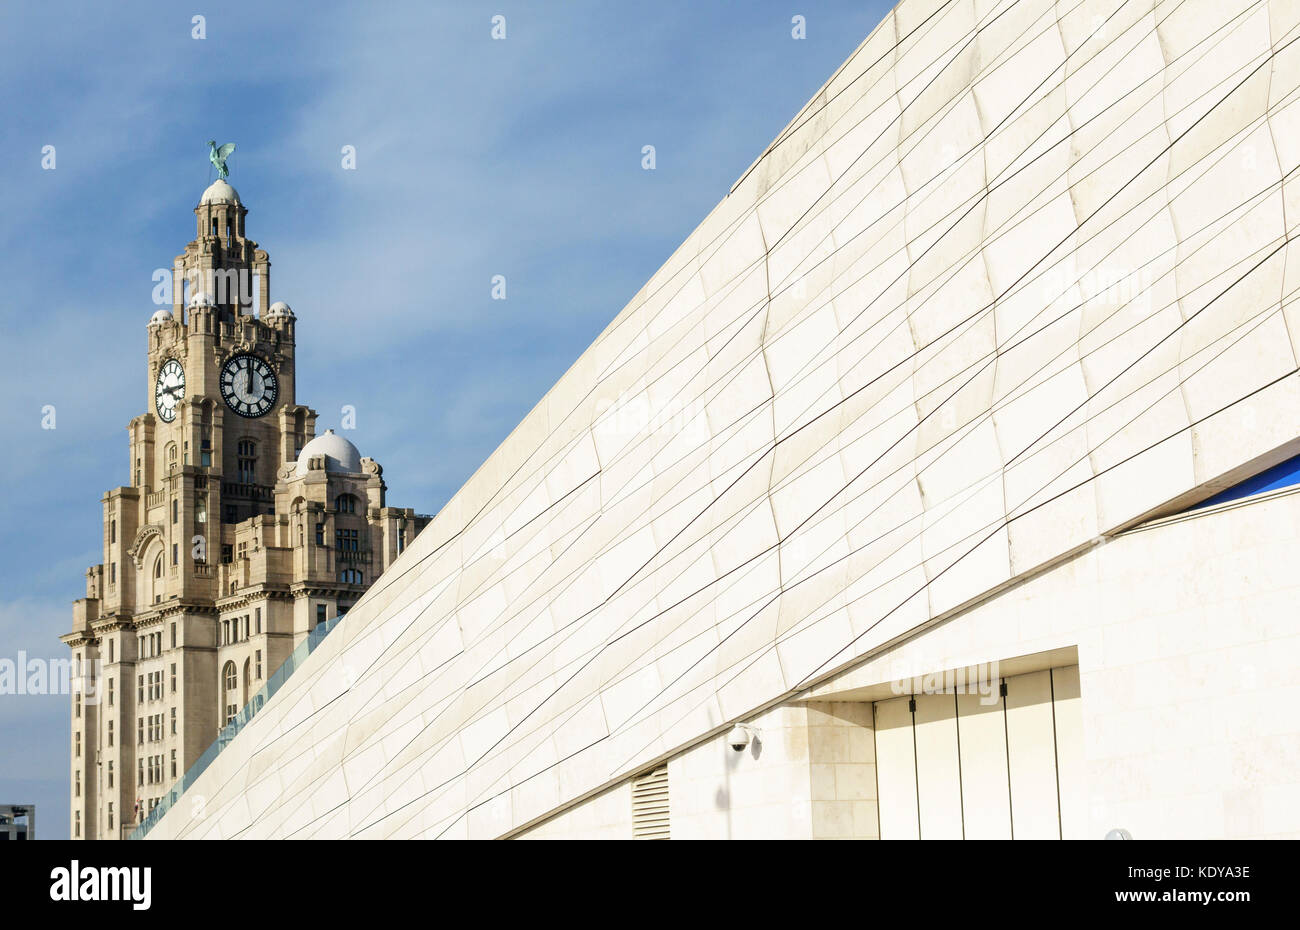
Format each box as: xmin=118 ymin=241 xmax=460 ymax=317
xmin=805 ymin=701 xmax=878 ymax=839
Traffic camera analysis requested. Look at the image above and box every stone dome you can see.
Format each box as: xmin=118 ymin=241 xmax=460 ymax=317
xmin=200 ymin=179 xmax=241 ymax=205
xmin=294 ymin=430 xmax=362 ymax=477
xmin=149 ymin=308 xmax=173 ymax=325
xmin=189 ymin=291 xmax=213 ymax=308
xmin=267 ymin=300 xmax=294 ymax=318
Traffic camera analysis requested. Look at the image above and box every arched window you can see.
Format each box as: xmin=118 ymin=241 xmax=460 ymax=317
xmin=222 ymin=660 xmax=238 ymax=727
xmin=150 ymin=551 xmax=165 ymax=604
xmin=166 ymin=443 xmax=177 ymax=473
xmin=334 ymin=494 xmax=357 ymax=514
xmin=237 ymin=439 xmax=256 ymax=484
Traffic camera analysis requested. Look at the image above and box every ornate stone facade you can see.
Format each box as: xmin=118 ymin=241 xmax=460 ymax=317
xmin=61 ymin=180 xmax=430 ymax=839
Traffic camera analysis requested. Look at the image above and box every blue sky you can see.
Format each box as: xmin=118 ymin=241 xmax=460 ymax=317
xmin=0 ymin=0 xmax=892 ymax=838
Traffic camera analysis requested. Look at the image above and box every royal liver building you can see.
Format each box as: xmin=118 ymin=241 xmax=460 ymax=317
xmin=61 ymin=177 xmax=429 ymax=839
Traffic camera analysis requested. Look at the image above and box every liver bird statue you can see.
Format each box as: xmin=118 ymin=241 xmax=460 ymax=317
xmin=207 ymin=140 xmax=236 ymax=180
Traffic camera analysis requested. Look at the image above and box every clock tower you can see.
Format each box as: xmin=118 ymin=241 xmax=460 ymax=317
xmin=62 ymin=177 xmax=431 ymax=839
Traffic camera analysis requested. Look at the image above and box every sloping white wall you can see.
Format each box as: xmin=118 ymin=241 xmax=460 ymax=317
xmin=149 ymin=0 xmax=1300 ymax=839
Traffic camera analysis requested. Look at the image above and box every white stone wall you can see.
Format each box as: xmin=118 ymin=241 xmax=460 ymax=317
xmin=514 ymin=781 xmax=633 ymax=840
xmin=807 ymin=487 xmax=1300 ymax=839
xmin=668 ymin=705 xmax=816 ymax=840
xmin=522 ymin=701 xmax=878 ymax=840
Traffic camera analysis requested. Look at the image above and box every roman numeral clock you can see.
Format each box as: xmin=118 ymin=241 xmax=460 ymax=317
xmin=154 ymin=358 xmax=186 ymax=423
xmin=219 ymin=353 xmax=279 ymax=418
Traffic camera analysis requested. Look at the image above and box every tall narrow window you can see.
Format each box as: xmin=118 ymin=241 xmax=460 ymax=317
xmin=222 ymin=661 xmax=237 ymax=710
xmin=237 ymin=439 xmax=257 ymax=485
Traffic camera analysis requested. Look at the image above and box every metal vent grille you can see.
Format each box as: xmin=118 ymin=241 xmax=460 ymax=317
xmin=631 ymin=765 xmax=670 ymax=840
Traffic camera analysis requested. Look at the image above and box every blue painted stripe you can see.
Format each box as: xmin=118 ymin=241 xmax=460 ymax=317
xmin=1192 ymin=451 xmax=1300 ymax=510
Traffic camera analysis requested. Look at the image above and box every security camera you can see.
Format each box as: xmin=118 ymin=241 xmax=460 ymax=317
xmin=728 ymin=724 xmax=759 ymax=752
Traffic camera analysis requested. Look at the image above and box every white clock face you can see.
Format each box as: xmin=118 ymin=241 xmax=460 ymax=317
xmin=220 ymin=354 xmax=278 ymax=418
xmin=154 ymin=359 xmax=185 ymax=423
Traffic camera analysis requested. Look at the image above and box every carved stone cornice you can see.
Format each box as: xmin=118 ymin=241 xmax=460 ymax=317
xmin=91 ymin=613 xmax=135 ymax=634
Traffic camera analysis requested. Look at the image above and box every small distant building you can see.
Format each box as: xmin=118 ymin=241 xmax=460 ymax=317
xmin=0 ymin=805 xmax=35 ymax=841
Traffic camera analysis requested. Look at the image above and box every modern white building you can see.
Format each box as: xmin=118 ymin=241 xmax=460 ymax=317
xmin=145 ymin=0 xmax=1300 ymax=839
